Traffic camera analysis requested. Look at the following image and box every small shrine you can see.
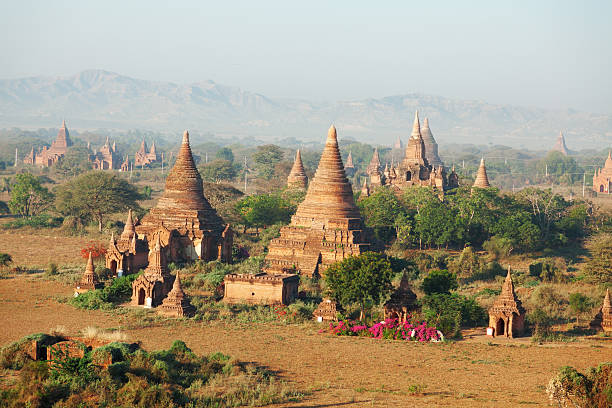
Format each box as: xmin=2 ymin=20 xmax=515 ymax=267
xmin=159 ymin=272 xmax=195 ymax=317
xmin=105 ymin=210 xmax=148 ymax=275
xmin=287 ymin=149 xmax=308 ymax=190
xmin=131 ymin=236 xmax=173 ymax=308
xmin=590 ymin=289 xmax=612 ymax=333
xmin=383 ymin=273 xmax=418 ymax=323
xmin=223 ymin=273 xmax=299 ymax=305
xmin=74 ymin=252 xmax=101 ymax=295
xmin=313 ymin=298 xmax=342 ymax=322
xmin=487 ymin=267 xmax=525 ymax=338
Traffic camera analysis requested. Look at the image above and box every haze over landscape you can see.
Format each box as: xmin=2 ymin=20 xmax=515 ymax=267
xmin=1 ymin=1 xmax=611 ymax=149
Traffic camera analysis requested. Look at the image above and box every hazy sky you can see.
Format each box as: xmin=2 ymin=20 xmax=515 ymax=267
xmin=1 ymin=0 xmax=610 ymax=113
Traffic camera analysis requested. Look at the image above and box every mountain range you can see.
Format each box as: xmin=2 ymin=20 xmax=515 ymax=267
xmin=0 ymin=69 xmax=610 ymax=149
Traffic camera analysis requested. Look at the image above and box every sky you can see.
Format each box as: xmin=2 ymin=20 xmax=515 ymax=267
xmin=1 ymin=0 xmax=611 ymax=113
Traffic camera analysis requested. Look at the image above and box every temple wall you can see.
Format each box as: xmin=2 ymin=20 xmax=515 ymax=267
xmin=224 ymin=280 xmax=287 ymax=304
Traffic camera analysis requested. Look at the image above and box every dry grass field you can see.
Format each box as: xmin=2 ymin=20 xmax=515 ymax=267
xmin=0 ymin=273 xmax=610 ymax=407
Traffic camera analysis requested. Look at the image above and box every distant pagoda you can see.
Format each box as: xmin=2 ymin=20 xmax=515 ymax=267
xmin=287 ymin=149 xmax=308 ymax=190
xmin=592 ymin=152 xmax=612 ymax=194
xmin=75 ymin=252 xmax=100 ymax=294
xmin=552 ymin=132 xmax=569 ymax=156
xmin=159 ymin=272 xmax=195 ymax=317
xmin=590 ymin=289 xmax=612 ymax=333
xmin=421 ymin=117 xmax=444 ymax=167
xmin=264 ymin=125 xmax=369 ymax=277
xmin=473 ymin=158 xmax=491 ymax=189
xmin=344 ymin=151 xmax=355 ymax=177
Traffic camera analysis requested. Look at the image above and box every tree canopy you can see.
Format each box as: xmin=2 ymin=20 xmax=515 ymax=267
xmin=55 ymin=171 xmax=141 ymax=231
xmin=8 ymin=173 xmax=53 ymax=217
xmin=325 ymin=252 xmax=394 ymax=320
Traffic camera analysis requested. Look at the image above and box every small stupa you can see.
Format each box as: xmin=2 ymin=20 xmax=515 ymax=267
xmin=264 ymin=125 xmax=369 ymax=276
xmin=287 ymin=149 xmax=308 ymax=189
xmin=344 ymin=151 xmax=355 ymax=177
xmin=75 ymin=252 xmax=100 ymax=294
xmin=473 ymin=158 xmax=491 ymax=189
xmin=552 ymin=131 xmax=569 ymax=156
xmin=488 ymin=267 xmax=525 ymax=338
xmin=159 ymin=272 xmax=195 ymax=317
xmin=590 ymin=289 xmax=612 ymax=333
xmin=313 ymin=298 xmax=342 ymax=322
xmin=360 ymin=178 xmax=370 ymax=198
xmin=383 ymin=273 xmax=418 ymax=323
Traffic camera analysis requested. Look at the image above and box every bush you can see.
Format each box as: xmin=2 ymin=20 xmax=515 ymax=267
xmin=0 ymin=253 xmax=12 ymax=268
xmin=547 ymin=363 xmax=612 ymax=408
xmin=70 ymin=273 xmax=140 ymax=310
xmin=0 ymin=214 xmax=63 ymax=229
xmin=420 ymin=293 xmax=487 ymax=337
xmin=482 ymin=236 xmax=514 ymax=260
xmin=420 ymin=269 xmax=458 ymax=295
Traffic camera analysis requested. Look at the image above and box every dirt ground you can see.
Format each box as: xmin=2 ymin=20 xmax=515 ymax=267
xmin=0 ymin=275 xmax=610 ymax=407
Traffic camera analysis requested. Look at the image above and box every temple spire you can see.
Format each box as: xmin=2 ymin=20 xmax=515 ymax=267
xmin=287 ymin=149 xmax=308 ymax=189
xmin=345 ymin=151 xmax=354 ymax=168
xmin=86 ymin=251 xmax=94 ymax=274
xmin=473 ymin=157 xmax=491 ymax=188
xmin=121 ymin=209 xmax=135 ymax=240
xmin=410 ymin=111 xmax=422 ymax=140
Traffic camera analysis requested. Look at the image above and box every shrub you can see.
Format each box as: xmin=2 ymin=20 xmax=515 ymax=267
xmin=70 ymin=273 xmax=140 ymax=310
xmin=420 ymin=269 xmax=458 ymax=295
xmin=547 ymin=363 xmax=612 ymax=408
xmin=568 ymin=293 xmax=593 ymax=324
xmin=421 ymin=293 xmax=486 ymax=337
xmin=0 ymin=253 xmax=12 ymax=268
xmin=0 ymin=214 xmax=63 ymax=229
xmin=323 ymin=317 xmax=442 ymax=342
xmin=482 ymin=236 xmax=514 ymax=259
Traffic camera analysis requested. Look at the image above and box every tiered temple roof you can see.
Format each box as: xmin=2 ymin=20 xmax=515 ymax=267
xmin=366 ymin=148 xmax=381 ymax=175
xmin=403 ymin=111 xmax=427 ymax=167
xmin=488 ymin=267 xmax=525 ymax=338
xmin=287 ymin=149 xmax=308 ymax=189
xmin=264 ymin=125 xmax=368 ymax=276
xmin=159 ymin=272 xmax=195 ymax=317
xmin=590 ymin=289 xmax=612 ymax=333
xmin=473 ymin=158 xmax=491 ymax=188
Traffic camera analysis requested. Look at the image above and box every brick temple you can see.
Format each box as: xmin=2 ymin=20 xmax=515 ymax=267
xmin=106 ymin=130 xmax=232 ymax=275
xmin=488 ymin=267 xmax=525 ymax=338
xmin=23 ymin=120 xmax=73 ymax=166
xmin=590 ymin=289 xmax=612 ymax=333
xmin=287 ymin=149 xmax=308 ymax=190
xmin=367 ymin=112 xmax=458 ymax=192
xmin=265 ymin=125 xmax=369 ymax=277
xmin=593 ymin=152 xmax=612 ymax=194
xmin=473 ymin=158 xmax=491 ymax=189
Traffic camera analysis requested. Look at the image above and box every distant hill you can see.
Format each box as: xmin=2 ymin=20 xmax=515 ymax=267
xmin=0 ymin=69 xmax=610 ymax=149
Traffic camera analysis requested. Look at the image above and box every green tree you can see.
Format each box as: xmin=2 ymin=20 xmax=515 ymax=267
xmin=252 ymin=145 xmax=283 ymax=180
xmin=358 ymin=188 xmax=407 ymax=242
xmin=200 ymin=160 xmax=237 ymax=183
xmin=568 ymin=293 xmax=593 ymax=324
xmin=536 ymin=151 xmax=582 ymax=184
xmin=55 ymin=171 xmax=141 ymax=232
xmin=235 ymin=193 xmax=293 ymax=232
xmin=420 ymin=269 xmax=458 ymax=295
xmin=325 ymin=252 xmax=394 ymax=320
xmin=583 ymin=233 xmax=612 ymax=283
xmin=55 ymin=146 xmax=92 ymax=177
xmin=8 ymin=173 xmax=53 ymax=216
xmin=0 ymin=253 xmax=12 ymax=268
xmin=449 ymin=247 xmax=482 ymax=279
xmin=421 ymin=292 xmax=486 ymax=337
xmin=215 ymin=147 xmax=234 ymax=163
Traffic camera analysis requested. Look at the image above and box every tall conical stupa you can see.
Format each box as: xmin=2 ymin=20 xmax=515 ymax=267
xmin=473 ymin=158 xmax=491 ymax=188
xmin=552 ymin=132 xmax=569 ymax=156
xmin=75 ymin=252 xmax=99 ymax=293
xmin=265 ymin=125 xmax=368 ymax=277
xmin=403 ymin=111 xmax=427 ymax=166
xmin=135 ymin=130 xmax=233 ymax=263
xmin=287 ymin=149 xmax=308 ymax=189
xmin=421 ymin=118 xmax=444 ymax=167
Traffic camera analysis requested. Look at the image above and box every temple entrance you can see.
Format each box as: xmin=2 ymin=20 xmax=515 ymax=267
xmin=110 ymin=260 xmax=117 ymax=275
xmin=496 ymin=318 xmax=505 ymax=336
xmin=406 ymin=172 xmax=412 ymax=181
xmin=390 ymin=311 xmax=399 ymax=320
xmin=600 ymin=185 xmax=605 ymax=193
xmin=138 ymin=288 xmax=145 ymax=305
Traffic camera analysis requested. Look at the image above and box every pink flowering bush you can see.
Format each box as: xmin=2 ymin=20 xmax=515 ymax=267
xmin=321 ymin=317 xmax=443 ymax=342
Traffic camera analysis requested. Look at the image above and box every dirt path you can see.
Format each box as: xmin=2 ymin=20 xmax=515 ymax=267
xmin=0 ymin=275 xmax=610 ymax=407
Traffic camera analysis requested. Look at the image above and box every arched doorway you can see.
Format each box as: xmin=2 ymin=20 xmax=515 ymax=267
xmin=406 ymin=172 xmax=412 ymax=181
xmin=496 ymin=318 xmax=505 ymax=336
xmin=110 ymin=260 xmax=117 ymax=275
xmin=600 ymin=185 xmax=605 ymax=193
xmin=138 ymin=288 xmax=145 ymax=305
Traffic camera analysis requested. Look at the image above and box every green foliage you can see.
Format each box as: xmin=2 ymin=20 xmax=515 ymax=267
xmin=0 ymin=200 xmax=9 ymax=214
xmin=547 ymin=363 xmax=612 ymax=408
xmin=0 ymin=333 xmax=61 ymax=369
xmin=0 ymin=336 xmax=303 ymax=407
xmin=142 ymin=185 xmax=153 ymax=199
xmin=8 ymin=172 xmax=53 ymax=216
xmin=448 ymin=247 xmax=483 ymax=279
xmin=235 ymin=192 xmax=295 ymax=229
xmin=358 ymin=188 xmax=407 ymax=242
xmin=55 ymin=146 xmax=92 ymax=177
xmin=527 ymin=307 xmax=554 ymax=339
xmin=420 ymin=269 xmax=458 ymax=295
xmin=200 ymin=159 xmax=237 ymax=183
xmin=421 ymin=293 xmax=487 ymax=337
xmin=70 ymin=273 xmax=140 ymax=310
xmin=325 ymin=252 xmax=394 ymax=320
xmin=568 ymin=293 xmax=593 ymax=323
xmin=0 ymin=214 xmax=63 ymax=229
xmin=55 ymin=171 xmax=141 ymax=232
xmin=536 ymin=151 xmax=583 ymax=184
xmin=215 ymin=147 xmax=234 ymax=163
xmin=583 ymin=233 xmax=612 ymax=283
xmin=252 ymin=144 xmax=283 ymax=180
xmin=0 ymin=253 xmax=12 ymax=268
